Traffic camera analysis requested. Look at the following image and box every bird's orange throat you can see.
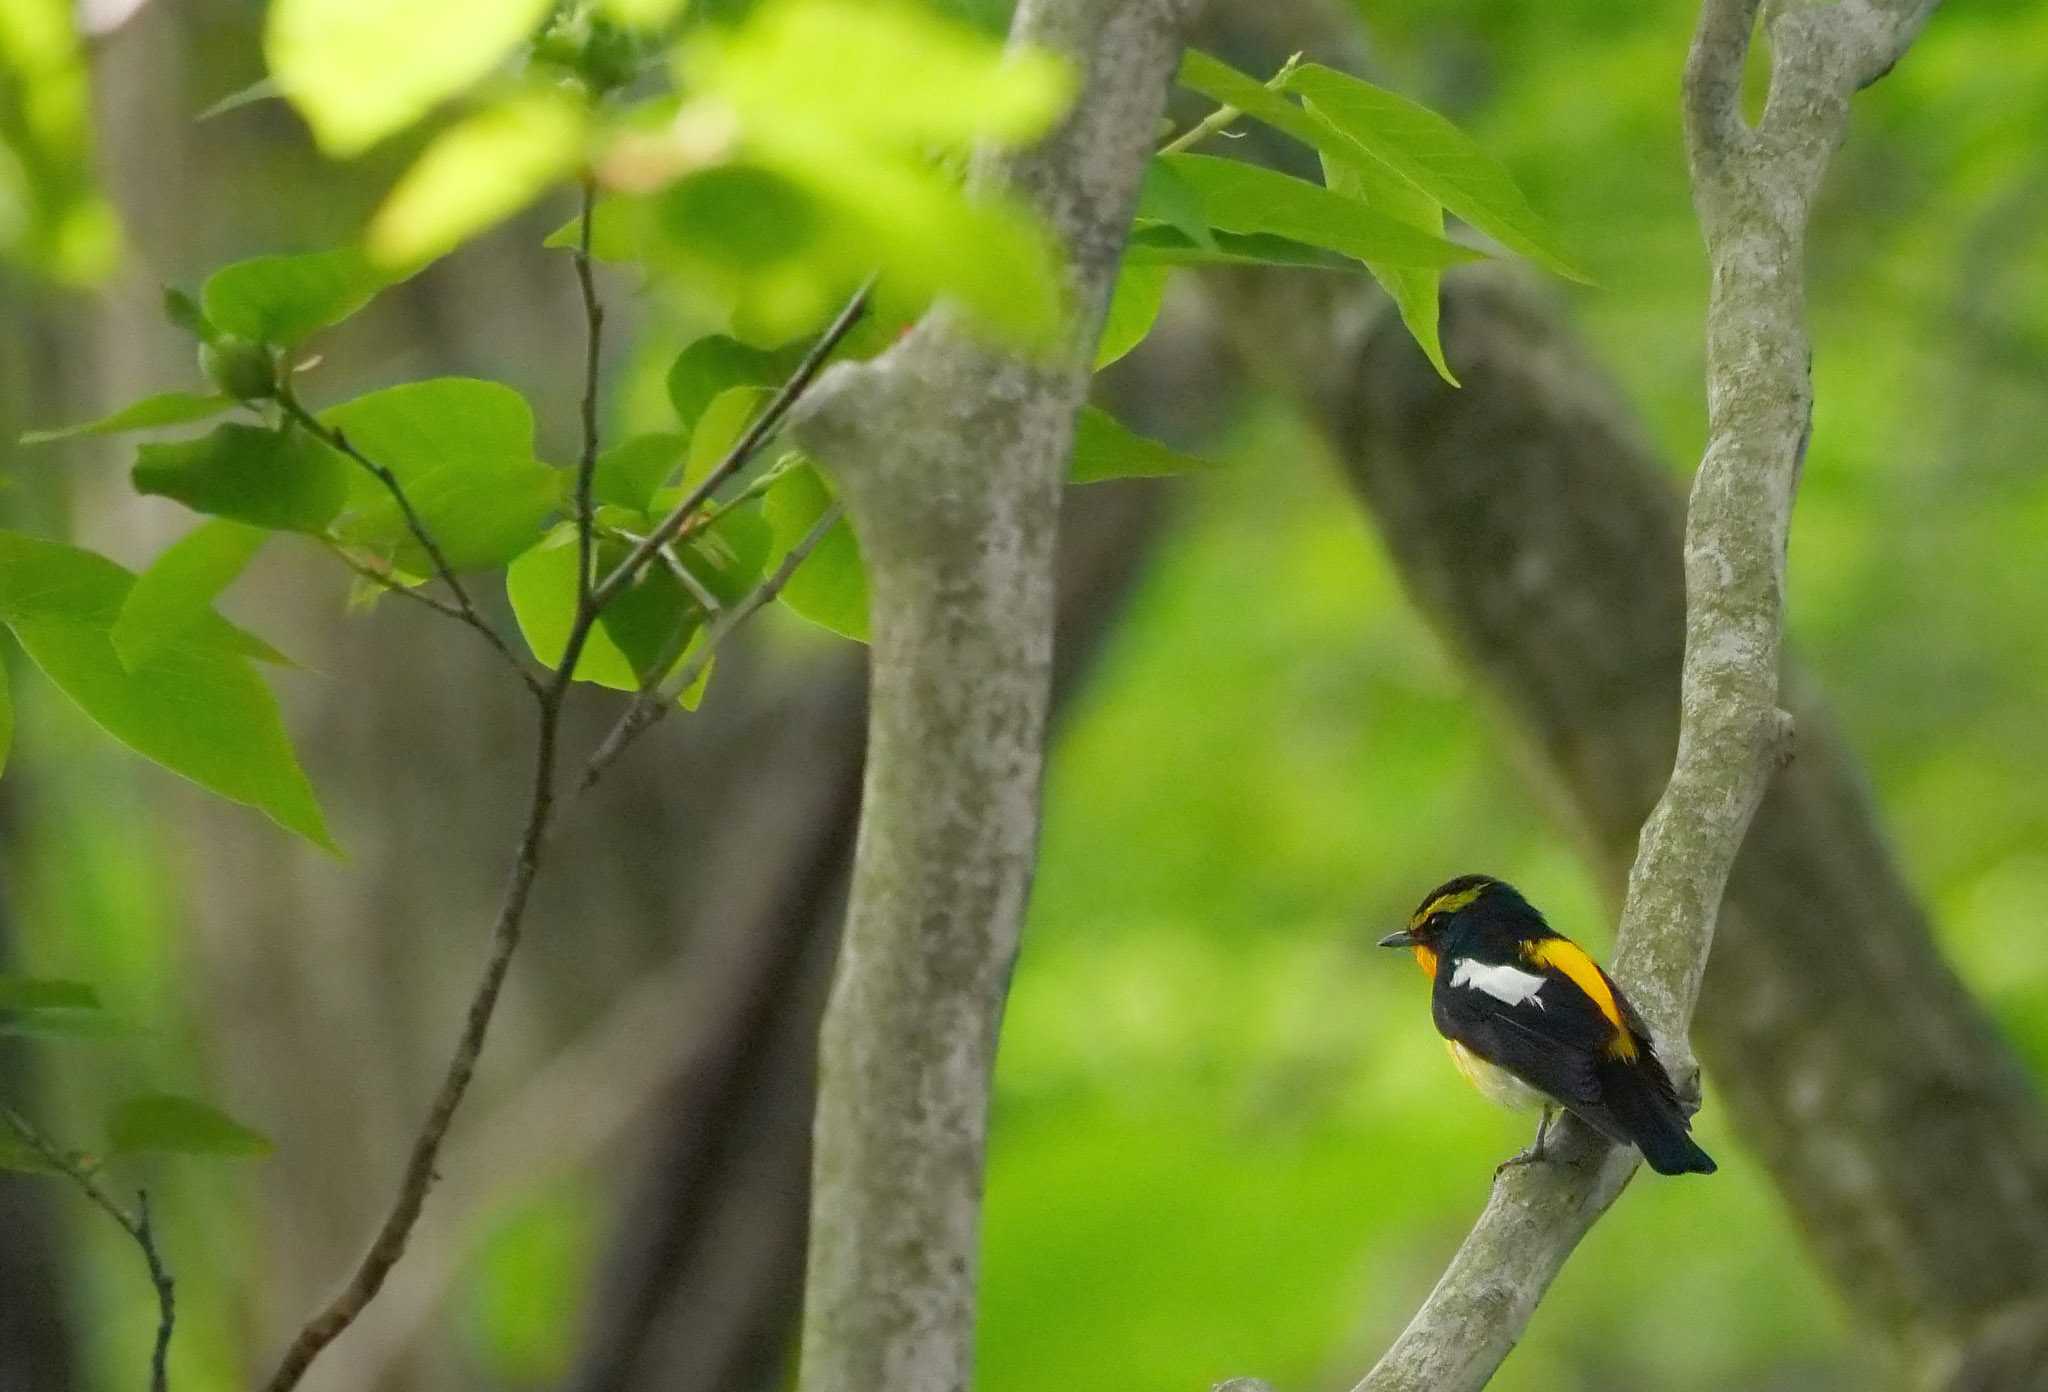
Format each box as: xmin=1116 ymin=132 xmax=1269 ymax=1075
xmin=1413 ymin=944 xmax=1439 ymax=979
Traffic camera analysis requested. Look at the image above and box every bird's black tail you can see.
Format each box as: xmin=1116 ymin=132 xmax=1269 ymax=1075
xmin=1598 ymin=1059 xmax=1717 ymax=1176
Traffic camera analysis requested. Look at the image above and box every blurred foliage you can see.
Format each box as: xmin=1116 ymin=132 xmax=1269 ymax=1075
xmin=4 ymin=0 xmax=2047 ymax=1390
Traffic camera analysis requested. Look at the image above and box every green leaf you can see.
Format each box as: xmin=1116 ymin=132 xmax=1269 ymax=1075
xmin=1068 ymin=405 xmax=1220 ymax=484
xmin=323 ymin=379 xmax=562 ymax=573
xmin=0 ymin=977 xmax=99 ymax=1011
xmin=594 ymin=433 xmax=688 ymax=513
xmin=196 ymin=75 xmax=284 ymax=122
xmin=598 ymin=0 xmax=689 ymax=25
xmin=265 ymin=0 xmax=556 ymax=156
xmin=1161 ymin=155 xmax=1485 ymax=272
xmin=1123 ymin=226 xmax=1351 ymax=271
xmin=202 ymin=249 xmax=391 ymax=346
xmin=0 ymin=532 xmax=333 ymax=847
xmin=1285 ymin=64 xmax=1588 ymax=283
xmin=687 ymin=387 xmax=771 ymax=487
xmin=0 ymin=649 xmax=11 ymax=778
xmin=108 ymin=1093 xmax=272 ymax=1158
xmin=1136 ymin=159 xmax=1215 ymax=252
xmin=19 ymin=391 xmax=233 ymax=446
xmin=761 ymin=463 xmax=867 ymax=641
xmin=667 ymin=336 xmax=800 ymax=437
xmin=693 ymin=0 xmax=1072 ymax=151
xmin=367 ymin=90 xmax=589 ymax=269
xmin=543 ymin=195 xmax=657 ymax=264
xmin=1096 ymin=264 xmax=1168 ymax=370
xmin=112 ymin=520 xmax=269 ymax=672
xmin=507 ymin=526 xmax=693 ymax=691
xmin=1310 ymin=96 xmax=1456 ymax=387
xmin=1177 ymin=51 xmax=1331 ymax=150
xmin=133 ymin=424 xmax=351 ymax=533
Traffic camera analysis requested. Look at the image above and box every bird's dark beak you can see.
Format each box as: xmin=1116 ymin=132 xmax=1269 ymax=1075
xmin=1377 ymin=929 xmax=1417 ymax=949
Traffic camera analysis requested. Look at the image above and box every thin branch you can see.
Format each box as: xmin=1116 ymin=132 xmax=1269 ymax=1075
xmin=577 ymin=500 xmax=844 ymax=797
xmin=281 ymin=393 xmax=539 ymax=694
xmin=323 ymin=543 xmax=544 ymax=698
xmin=590 ymin=282 xmax=871 ymax=614
xmin=573 ymin=175 xmax=605 ymax=607
xmin=1342 ymin=3 xmax=1941 ymax=1389
xmin=1157 ymin=52 xmax=1300 ymax=156
xmin=3 ymin=1107 xmax=175 ymax=1392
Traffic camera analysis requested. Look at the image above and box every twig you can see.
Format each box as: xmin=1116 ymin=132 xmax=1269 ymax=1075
xmin=323 ymin=544 xmax=544 ymax=697
xmin=572 ymin=175 xmax=605 ymax=606
xmin=1157 ymin=52 xmax=1300 ymax=156
xmin=3 ymin=1107 xmax=176 ymax=1392
xmin=1343 ymin=4 xmax=1940 ymax=1390
xmin=281 ymin=393 xmax=540 ymax=695
xmin=577 ymin=500 xmax=844 ymax=797
xmin=590 ymin=282 xmax=871 ymax=613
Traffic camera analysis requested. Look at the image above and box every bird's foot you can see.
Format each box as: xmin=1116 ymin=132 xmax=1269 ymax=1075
xmin=1494 ymin=1108 xmax=1554 ymax=1177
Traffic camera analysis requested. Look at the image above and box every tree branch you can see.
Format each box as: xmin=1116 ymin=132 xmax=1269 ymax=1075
xmin=784 ymin=2 xmax=1195 ymax=1390
xmin=1344 ymin=3 xmax=1940 ymax=1387
xmin=3 ymin=1107 xmax=175 ymax=1392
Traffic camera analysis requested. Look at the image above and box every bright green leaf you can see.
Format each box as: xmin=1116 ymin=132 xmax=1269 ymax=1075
xmin=1068 ymin=405 xmax=1220 ymax=484
xmin=112 ymin=520 xmax=269 ymax=672
xmin=133 ymin=424 xmax=351 ymax=533
xmin=265 ymin=0 xmax=556 ymax=156
xmin=0 ymin=0 xmax=119 ymax=284
xmin=19 ymin=391 xmax=233 ymax=446
xmin=693 ymin=0 xmax=1071 ymax=150
xmin=1124 ymin=226 xmax=1351 ymax=271
xmin=1137 ymin=160 xmax=1215 ymax=252
xmin=108 ymin=1093 xmax=272 ymax=1158
xmin=1285 ymin=64 xmax=1588 ymax=282
xmin=1310 ymin=97 xmax=1456 ymax=386
xmin=543 ymin=195 xmax=657 ymax=263
xmin=1176 ymin=50 xmax=1330 ymax=151
xmin=0 ymin=532 xmax=333 ymax=847
xmin=323 ymin=379 xmax=562 ymax=573
xmin=1096 ymin=265 xmax=1168 ymax=370
xmin=598 ymin=0 xmax=689 ymax=25
xmin=594 ymin=433 xmax=688 ymax=512
xmin=201 ymin=249 xmax=391 ymax=346
xmin=367 ymin=90 xmax=589 ymax=269
xmin=0 ymin=977 xmax=99 ymax=1011
xmin=761 ymin=463 xmax=866 ymax=641
xmin=507 ymin=526 xmax=695 ymax=691
xmin=1161 ymin=154 xmax=1485 ymax=272
xmin=667 ymin=335 xmax=799 ymax=436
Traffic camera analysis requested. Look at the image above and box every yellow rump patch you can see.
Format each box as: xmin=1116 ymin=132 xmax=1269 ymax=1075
xmin=1409 ymin=885 xmax=1484 ymax=930
xmin=1522 ymin=937 xmax=1638 ymax=1060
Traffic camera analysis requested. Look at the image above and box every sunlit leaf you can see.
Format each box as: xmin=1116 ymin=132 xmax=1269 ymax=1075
xmin=542 ymin=195 xmax=657 ymax=263
xmin=367 ymin=90 xmax=589 ymax=269
xmin=0 ymin=531 xmax=333 ymax=847
xmin=108 ymin=1093 xmax=272 ymax=1158
xmin=1161 ymin=155 xmax=1484 ymax=272
xmin=1123 ymin=226 xmax=1350 ymax=271
xmin=19 ymin=391 xmax=233 ymax=446
xmin=508 ymin=525 xmax=696 ymax=691
xmin=0 ymin=0 xmax=119 ymax=284
xmin=1285 ymin=64 xmax=1588 ymax=282
xmin=1311 ymin=98 xmax=1456 ymax=386
xmin=1096 ymin=265 xmax=1168 ymax=370
xmin=687 ymin=387 xmax=771 ymax=486
xmin=761 ymin=462 xmax=866 ymax=641
xmin=323 ymin=379 xmax=562 ymax=573
xmin=112 ymin=520 xmax=269 ymax=672
xmin=265 ymin=0 xmax=556 ymax=156
xmin=133 ymin=424 xmax=350 ymax=533
xmin=1176 ymin=50 xmax=1331 ymax=152
xmin=201 ymin=249 xmax=392 ymax=346
xmin=1137 ymin=160 xmax=1215 ymax=252
xmin=1068 ymin=406 xmax=1220 ymax=484
xmin=692 ymin=0 xmax=1071 ymax=150
xmin=597 ymin=0 xmax=689 ymax=25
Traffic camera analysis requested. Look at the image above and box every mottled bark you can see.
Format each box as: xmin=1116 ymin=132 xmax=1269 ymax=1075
xmin=1317 ymin=271 xmax=2048 ymax=1386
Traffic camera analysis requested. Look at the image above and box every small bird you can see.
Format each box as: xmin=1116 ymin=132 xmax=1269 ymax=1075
xmin=1379 ymin=874 xmax=1715 ymax=1176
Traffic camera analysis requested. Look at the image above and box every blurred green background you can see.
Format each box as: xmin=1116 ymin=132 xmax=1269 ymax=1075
xmin=5 ymin=1 xmax=2048 ymax=1390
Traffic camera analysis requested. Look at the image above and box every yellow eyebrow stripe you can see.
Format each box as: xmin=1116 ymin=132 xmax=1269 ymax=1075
xmin=1522 ymin=937 xmax=1638 ymax=1060
xmin=1408 ymin=885 xmax=1484 ymax=930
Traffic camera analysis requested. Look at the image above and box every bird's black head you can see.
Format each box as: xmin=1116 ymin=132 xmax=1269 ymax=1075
xmin=1378 ymin=874 xmax=1538 ymax=972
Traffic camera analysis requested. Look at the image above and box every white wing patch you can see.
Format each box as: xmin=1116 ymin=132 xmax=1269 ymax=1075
xmin=1450 ymin=957 xmax=1547 ymax=1009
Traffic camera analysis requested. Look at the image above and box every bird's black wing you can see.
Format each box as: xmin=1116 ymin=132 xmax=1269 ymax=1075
xmin=1432 ymin=972 xmax=1605 ymax=1105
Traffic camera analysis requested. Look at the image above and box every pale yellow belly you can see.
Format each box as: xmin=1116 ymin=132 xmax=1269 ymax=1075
xmin=1447 ymin=1040 xmax=1547 ymax=1111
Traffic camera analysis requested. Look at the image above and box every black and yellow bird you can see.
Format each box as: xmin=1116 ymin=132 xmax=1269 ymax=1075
xmin=1379 ymin=874 xmax=1715 ymax=1176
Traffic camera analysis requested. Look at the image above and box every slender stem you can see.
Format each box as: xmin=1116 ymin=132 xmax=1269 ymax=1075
xmin=591 ymin=282 xmax=871 ymax=613
xmin=3 ymin=1107 xmax=175 ymax=1392
xmin=1157 ymin=52 xmax=1300 ymax=156
xmin=323 ymin=543 xmax=543 ymax=698
xmin=572 ymin=176 xmax=605 ymax=606
xmin=577 ymin=500 xmax=844 ymax=797
xmin=282 ymin=393 xmax=539 ymax=694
